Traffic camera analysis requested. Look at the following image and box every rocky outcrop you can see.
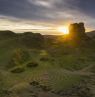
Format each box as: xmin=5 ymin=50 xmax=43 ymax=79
xmin=69 ymin=22 xmax=88 ymax=39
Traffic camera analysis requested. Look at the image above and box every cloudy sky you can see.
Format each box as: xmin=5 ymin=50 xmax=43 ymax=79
xmin=0 ymin=0 xmax=95 ymax=34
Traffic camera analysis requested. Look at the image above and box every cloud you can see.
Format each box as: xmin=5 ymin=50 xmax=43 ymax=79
xmin=0 ymin=15 xmax=55 ymax=34
xmin=0 ymin=0 xmax=95 ymax=33
xmin=0 ymin=0 xmax=92 ymax=21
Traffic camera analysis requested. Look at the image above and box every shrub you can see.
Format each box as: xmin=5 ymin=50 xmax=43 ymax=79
xmin=26 ymin=62 xmax=39 ymax=68
xmin=29 ymin=81 xmax=39 ymax=86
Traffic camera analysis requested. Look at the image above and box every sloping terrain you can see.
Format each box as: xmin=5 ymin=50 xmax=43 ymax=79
xmin=87 ymin=30 xmax=95 ymax=37
xmin=0 ymin=31 xmax=95 ymax=97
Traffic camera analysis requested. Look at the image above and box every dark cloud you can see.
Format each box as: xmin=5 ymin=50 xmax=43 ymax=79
xmin=0 ymin=0 xmax=94 ymax=20
xmin=0 ymin=0 xmax=40 ymax=20
xmin=0 ymin=0 xmax=95 ymax=30
xmin=77 ymin=0 xmax=95 ymax=17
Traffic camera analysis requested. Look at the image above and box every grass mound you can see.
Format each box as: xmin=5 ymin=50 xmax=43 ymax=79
xmin=26 ymin=62 xmax=39 ymax=68
xmin=11 ymin=67 xmax=25 ymax=73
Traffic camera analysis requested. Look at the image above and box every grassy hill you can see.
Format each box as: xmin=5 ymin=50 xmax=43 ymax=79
xmin=0 ymin=31 xmax=95 ymax=97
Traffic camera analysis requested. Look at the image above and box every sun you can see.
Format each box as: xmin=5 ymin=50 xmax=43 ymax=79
xmin=58 ymin=26 xmax=69 ymax=35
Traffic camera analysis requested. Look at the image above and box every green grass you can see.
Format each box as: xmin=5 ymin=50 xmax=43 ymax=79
xmin=0 ymin=36 xmax=95 ymax=97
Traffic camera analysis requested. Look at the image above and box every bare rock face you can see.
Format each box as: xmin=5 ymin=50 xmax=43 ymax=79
xmin=69 ymin=22 xmax=87 ymax=39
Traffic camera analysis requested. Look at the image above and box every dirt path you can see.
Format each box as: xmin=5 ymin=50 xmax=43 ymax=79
xmin=60 ymin=69 xmax=93 ymax=76
xmin=79 ymin=64 xmax=95 ymax=72
xmin=60 ymin=64 xmax=95 ymax=76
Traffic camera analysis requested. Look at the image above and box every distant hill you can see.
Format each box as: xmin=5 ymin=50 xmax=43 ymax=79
xmin=0 ymin=30 xmax=16 ymax=40
xmin=86 ymin=30 xmax=95 ymax=37
xmin=0 ymin=30 xmax=45 ymax=48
